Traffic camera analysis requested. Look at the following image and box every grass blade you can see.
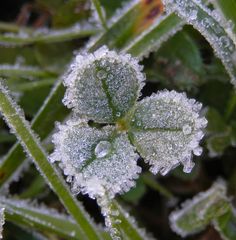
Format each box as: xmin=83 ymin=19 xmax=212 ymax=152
xmin=163 ymin=0 xmax=236 ymax=87
xmin=0 ymin=23 xmax=98 ymax=47
xmin=211 ymin=0 xmax=236 ymax=34
xmin=91 ymin=0 xmax=108 ymax=29
xmin=122 ymin=12 xmax=184 ymax=59
xmin=87 ymin=0 xmax=164 ymax=51
xmin=0 ymin=80 xmax=68 ymax=188
xmin=0 ymin=197 xmax=84 ymax=239
xmin=0 ymin=65 xmax=55 ymax=79
xmin=0 ymin=81 xmax=101 ymax=240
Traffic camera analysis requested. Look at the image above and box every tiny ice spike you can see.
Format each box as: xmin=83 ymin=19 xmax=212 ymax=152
xmin=51 ymin=45 xmax=207 ymax=199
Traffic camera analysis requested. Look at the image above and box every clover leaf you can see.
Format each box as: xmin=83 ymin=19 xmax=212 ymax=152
xmin=50 ymin=46 xmax=207 ymax=199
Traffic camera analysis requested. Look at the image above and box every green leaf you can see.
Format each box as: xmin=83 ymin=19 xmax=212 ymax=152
xmin=19 ymin=175 xmax=46 ymax=199
xmin=141 ymin=172 xmax=173 ymax=199
xmin=0 ymin=197 xmax=84 ymax=239
xmin=121 ymin=177 xmax=147 ymax=204
xmin=5 ymin=223 xmax=48 ymax=240
xmin=63 ymin=46 xmax=145 ymax=123
xmin=157 ymin=30 xmax=203 ymax=74
xmin=0 ymin=65 xmax=55 ymax=79
xmin=0 ymin=81 xmax=68 ymax=188
xmin=214 ymin=210 xmax=236 ymax=240
xmin=50 ymin=120 xmax=140 ymax=198
xmin=207 ymin=133 xmax=231 ymax=157
xmin=206 ymin=108 xmax=227 ymax=133
xmin=0 ymin=82 xmax=101 ymax=240
xmin=212 ymin=0 xmax=236 ymax=34
xmin=163 ymin=0 xmax=236 ymax=87
xmin=169 ymin=180 xmax=231 ymax=237
xmin=91 ymin=0 xmax=108 ymax=29
xmin=88 ymin=0 xmax=165 ymax=51
xmin=103 ymin=200 xmax=150 ymax=240
xmin=0 ymin=24 xmax=97 ymax=47
xmin=123 ymin=12 xmax=184 ymax=59
xmin=128 ymin=90 xmax=207 ymax=175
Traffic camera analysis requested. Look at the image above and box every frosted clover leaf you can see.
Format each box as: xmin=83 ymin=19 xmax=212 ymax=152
xmin=50 ymin=46 xmax=207 ymax=199
xmin=51 ymin=120 xmax=141 ymax=199
xmin=63 ymin=46 xmax=145 ymax=123
xmin=128 ymin=90 xmax=207 ymax=175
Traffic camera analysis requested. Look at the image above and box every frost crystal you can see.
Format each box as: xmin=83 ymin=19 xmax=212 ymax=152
xmin=169 ymin=180 xmax=230 ymax=237
xmin=0 ymin=207 xmax=4 ymax=239
xmin=50 ymin=120 xmax=141 ymax=198
xmin=129 ymin=90 xmax=207 ymax=175
xmin=63 ymin=46 xmax=145 ymax=123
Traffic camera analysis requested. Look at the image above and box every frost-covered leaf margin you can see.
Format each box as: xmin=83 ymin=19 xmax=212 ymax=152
xmin=129 ymin=90 xmax=207 ymax=175
xmin=163 ymin=0 xmax=236 ymax=87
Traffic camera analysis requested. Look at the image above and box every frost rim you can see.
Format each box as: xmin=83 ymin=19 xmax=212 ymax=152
xmin=62 ymin=45 xmax=145 ymax=122
xmin=129 ymin=90 xmax=207 ymax=175
xmin=50 ymin=119 xmax=141 ymax=199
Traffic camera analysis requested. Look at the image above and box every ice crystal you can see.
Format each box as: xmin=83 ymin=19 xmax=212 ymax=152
xmin=63 ymin=46 xmax=145 ymax=123
xmin=50 ymin=120 xmax=141 ymax=199
xmin=129 ymin=90 xmax=207 ymax=175
xmin=169 ymin=180 xmax=230 ymax=237
xmin=0 ymin=207 xmax=4 ymax=239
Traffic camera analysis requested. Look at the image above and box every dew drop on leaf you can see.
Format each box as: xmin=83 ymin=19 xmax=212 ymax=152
xmin=50 ymin=120 xmax=141 ymax=198
xmin=95 ymin=140 xmax=111 ymax=158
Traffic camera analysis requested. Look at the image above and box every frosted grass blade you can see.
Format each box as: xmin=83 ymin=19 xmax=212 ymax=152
xmin=91 ymin=0 xmax=107 ymax=29
xmin=163 ymin=0 xmax=236 ymax=87
xmin=0 ymin=23 xmax=98 ymax=47
xmin=211 ymin=0 xmax=236 ymax=34
xmin=0 ymin=81 xmax=68 ymax=188
xmin=87 ymin=0 xmax=164 ymax=51
xmin=0 ymin=81 xmax=101 ymax=240
xmin=123 ymin=12 xmax=184 ymax=59
xmin=169 ymin=181 xmax=231 ymax=237
xmin=0 ymin=64 xmax=55 ymax=79
xmin=0 ymin=197 xmax=84 ymax=239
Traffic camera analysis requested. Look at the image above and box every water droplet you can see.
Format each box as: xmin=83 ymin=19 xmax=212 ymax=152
xmin=116 ymin=112 xmax=121 ymax=117
xmin=193 ymin=147 xmax=202 ymax=156
xmin=182 ymin=124 xmax=192 ymax=135
xmin=97 ymin=69 xmax=107 ymax=79
xmin=189 ymin=10 xmax=197 ymax=21
xmin=95 ymin=141 xmax=112 ymax=158
xmin=219 ymin=36 xmax=230 ymax=48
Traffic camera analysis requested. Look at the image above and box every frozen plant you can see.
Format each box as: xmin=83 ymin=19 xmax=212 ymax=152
xmin=50 ymin=46 xmax=207 ymax=236
xmin=169 ymin=180 xmax=232 ymax=237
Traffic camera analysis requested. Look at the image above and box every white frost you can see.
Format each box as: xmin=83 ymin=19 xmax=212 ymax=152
xmin=129 ymin=90 xmax=207 ymax=175
xmin=63 ymin=46 xmax=145 ymax=123
xmin=50 ymin=120 xmax=141 ymax=199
